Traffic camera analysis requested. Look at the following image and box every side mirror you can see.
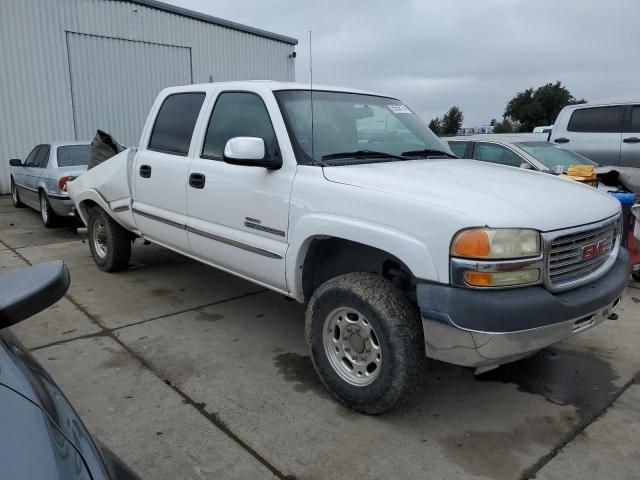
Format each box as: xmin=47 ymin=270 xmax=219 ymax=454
xmin=223 ymin=137 xmax=281 ymax=170
xmin=0 ymin=261 xmax=70 ymax=329
xmin=520 ymin=162 xmax=533 ymax=170
xmin=9 ymin=159 xmax=22 ymax=167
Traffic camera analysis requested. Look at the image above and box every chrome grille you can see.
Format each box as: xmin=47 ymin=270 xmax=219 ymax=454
xmin=546 ymin=218 xmax=619 ymax=290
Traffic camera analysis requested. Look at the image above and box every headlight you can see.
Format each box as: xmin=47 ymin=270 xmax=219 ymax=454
xmin=451 ymin=228 xmax=540 ymax=259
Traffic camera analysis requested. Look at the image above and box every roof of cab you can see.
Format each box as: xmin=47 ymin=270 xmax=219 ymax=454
xmin=159 ymin=81 xmax=390 ymax=98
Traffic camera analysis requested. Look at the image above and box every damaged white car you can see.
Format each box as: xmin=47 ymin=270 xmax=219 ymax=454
xmin=68 ymin=81 xmax=629 ymax=414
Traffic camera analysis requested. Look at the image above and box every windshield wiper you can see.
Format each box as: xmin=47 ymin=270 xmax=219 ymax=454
xmin=401 ymin=148 xmax=457 ymax=159
xmin=321 ymin=150 xmax=409 ymax=161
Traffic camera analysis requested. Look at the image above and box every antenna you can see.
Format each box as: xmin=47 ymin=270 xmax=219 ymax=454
xmin=309 ymin=30 xmax=315 ymax=164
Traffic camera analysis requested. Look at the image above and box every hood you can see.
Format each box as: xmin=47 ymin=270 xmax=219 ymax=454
xmin=322 ymin=159 xmax=621 ymax=231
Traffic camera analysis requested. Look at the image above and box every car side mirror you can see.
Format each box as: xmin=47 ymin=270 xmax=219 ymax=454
xmin=0 ymin=261 xmax=70 ymax=329
xmin=9 ymin=159 xmax=22 ymax=167
xmin=520 ymin=162 xmax=532 ymax=170
xmin=223 ymin=137 xmax=281 ymax=170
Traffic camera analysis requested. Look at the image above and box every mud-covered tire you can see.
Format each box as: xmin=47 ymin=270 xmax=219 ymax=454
xmin=11 ymin=179 xmax=24 ymax=208
xmin=39 ymin=192 xmax=58 ymax=228
xmin=87 ymin=207 xmax=131 ymax=272
xmin=305 ymin=272 xmax=426 ymax=414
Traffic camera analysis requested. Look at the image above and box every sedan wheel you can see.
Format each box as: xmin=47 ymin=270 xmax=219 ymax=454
xmin=39 ymin=193 xmax=57 ymax=228
xmin=11 ymin=181 xmax=24 ymax=208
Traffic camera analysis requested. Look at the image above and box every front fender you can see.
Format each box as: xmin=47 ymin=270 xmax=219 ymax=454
xmin=286 ymin=213 xmax=439 ymax=300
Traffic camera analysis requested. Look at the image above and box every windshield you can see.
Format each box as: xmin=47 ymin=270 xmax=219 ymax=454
xmin=274 ymin=90 xmax=452 ymax=164
xmin=56 ymin=145 xmax=90 ymax=167
xmin=515 ymin=142 xmax=597 ymax=172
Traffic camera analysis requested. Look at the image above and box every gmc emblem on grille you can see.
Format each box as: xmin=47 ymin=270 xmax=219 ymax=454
xmin=582 ymin=240 xmax=607 ymax=260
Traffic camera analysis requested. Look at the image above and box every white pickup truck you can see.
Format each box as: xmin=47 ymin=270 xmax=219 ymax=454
xmin=68 ymin=81 xmax=629 ymax=414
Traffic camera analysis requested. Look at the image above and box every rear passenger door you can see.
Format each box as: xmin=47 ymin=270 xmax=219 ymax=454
xmin=186 ymin=90 xmax=294 ymax=291
xmin=132 ymin=91 xmax=207 ymax=252
xmin=554 ymin=106 xmax=623 ymax=165
xmin=621 ymin=105 xmax=640 ymax=167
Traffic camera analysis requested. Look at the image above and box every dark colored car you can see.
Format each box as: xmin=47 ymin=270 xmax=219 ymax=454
xmin=0 ymin=261 xmax=140 ymax=480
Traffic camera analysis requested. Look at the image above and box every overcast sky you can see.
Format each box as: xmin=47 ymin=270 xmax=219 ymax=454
xmin=169 ymin=0 xmax=640 ymax=126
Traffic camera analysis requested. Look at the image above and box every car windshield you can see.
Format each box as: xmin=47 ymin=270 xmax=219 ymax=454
xmin=56 ymin=145 xmax=90 ymax=167
xmin=515 ymin=141 xmax=597 ymax=172
xmin=274 ymin=90 xmax=452 ymax=164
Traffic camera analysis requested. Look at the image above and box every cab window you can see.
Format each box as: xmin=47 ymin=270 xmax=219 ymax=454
xmin=148 ymin=93 xmax=206 ymax=156
xmin=202 ymin=92 xmax=278 ymax=160
xmin=472 ymin=143 xmax=523 ymax=168
xmin=447 ymin=141 xmax=468 ymax=158
xmin=567 ymin=106 xmax=623 ymax=133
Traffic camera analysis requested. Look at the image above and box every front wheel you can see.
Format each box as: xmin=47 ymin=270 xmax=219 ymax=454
xmin=87 ymin=208 xmax=131 ymax=272
xmin=11 ymin=179 xmax=24 ymax=208
xmin=305 ymin=272 xmax=425 ymax=414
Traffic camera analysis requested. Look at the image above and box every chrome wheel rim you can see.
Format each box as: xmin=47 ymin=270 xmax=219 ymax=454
xmin=11 ymin=183 xmax=18 ymax=205
xmin=322 ymin=307 xmax=382 ymax=387
xmin=92 ymin=220 xmax=108 ymax=258
xmin=40 ymin=195 xmax=48 ymax=223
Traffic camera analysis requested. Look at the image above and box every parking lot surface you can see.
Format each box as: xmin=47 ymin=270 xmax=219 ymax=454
xmin=1 ymin=195 xmax=639 ymax=480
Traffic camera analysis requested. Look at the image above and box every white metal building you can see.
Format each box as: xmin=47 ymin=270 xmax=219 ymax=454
xmin=0 ymin=0 xmax=297 ymax=193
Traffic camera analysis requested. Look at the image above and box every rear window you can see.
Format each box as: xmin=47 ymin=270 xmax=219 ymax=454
xmin=567 ymin=106 xmax=623 ymax=133
xmin=447 ymin=141 xmax=468 ymax=157
xmin=57 ymin=145 xmax=90 ymax=167
xmin=148 ymin=93 xmax=206 ymax=156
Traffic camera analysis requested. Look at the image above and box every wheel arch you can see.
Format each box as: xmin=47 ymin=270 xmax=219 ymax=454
xmin=288 ymin=216 xmax=438 ymax=302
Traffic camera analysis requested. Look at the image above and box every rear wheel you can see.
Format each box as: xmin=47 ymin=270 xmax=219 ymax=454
xmin=305 ymin=272 xmax=425 ymax=414
xmin=87 ymin=208 xmax=131 ymax=272
xmin=11 ymin=179 xmax=24 ymax=207
xmin=39 ymin=192 xmax=57 ymax=228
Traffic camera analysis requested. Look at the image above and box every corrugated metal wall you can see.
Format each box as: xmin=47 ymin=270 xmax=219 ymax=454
xmin=67 ymin=32 xmax=192 ymax=146
xmin=0 ymin=0 xmax=296 ymax=193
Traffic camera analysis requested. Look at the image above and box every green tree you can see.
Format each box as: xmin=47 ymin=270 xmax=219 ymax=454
xmin=493 ymin=118 xmax=514 ymax=134
xmin=504 ymin=82 xmax=586 ymax=132
xmin=489 ymin=118 xmax=498 ymax=127
xmin=441 ymin=106 xmax=464 ymax=136
xmin=428 ymin=117 xmax=442 ymax=135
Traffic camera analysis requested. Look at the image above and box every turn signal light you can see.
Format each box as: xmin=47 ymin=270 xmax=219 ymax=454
xmin=58 ymin=176 xmax=71 ymax=191
xmin=463 ymin=271 xmax=493 ymax=286
xmin=452 ymin=229 xmax=491 ymax=258
xmin=464 ymin=269 xmax=540 ymax=287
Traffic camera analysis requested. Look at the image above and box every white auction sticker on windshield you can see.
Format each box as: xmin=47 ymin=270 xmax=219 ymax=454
xmin=388 ymin=104 xmax=411 ymax=114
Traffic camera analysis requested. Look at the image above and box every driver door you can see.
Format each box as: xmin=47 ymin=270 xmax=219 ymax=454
xmin=186 ymin=90 xmax=294 ymax=291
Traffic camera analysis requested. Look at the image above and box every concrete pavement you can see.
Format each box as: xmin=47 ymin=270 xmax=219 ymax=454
xmin=1 ymin=195 xmax=639 ymax=480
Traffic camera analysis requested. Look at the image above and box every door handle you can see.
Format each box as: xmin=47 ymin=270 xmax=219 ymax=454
xmin=623 ymin=136 xmax=640 ymax=144
xmin=189 ymin=173 xmax=206 ymax=189
xmin=554 ymin=137 xmax=570 ymax=144
xmin=139 ymin=165 xmax=152 ymax=178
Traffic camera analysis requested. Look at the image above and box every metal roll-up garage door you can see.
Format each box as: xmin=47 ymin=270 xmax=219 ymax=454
xmin=66 ymin=32 xmax=192 ymax=147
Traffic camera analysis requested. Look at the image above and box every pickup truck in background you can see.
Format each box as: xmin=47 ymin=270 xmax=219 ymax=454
xmin=549 ymin=101 xmax=640 ymax=167
xmin=68 ymin=81 xmax=629 ymax=414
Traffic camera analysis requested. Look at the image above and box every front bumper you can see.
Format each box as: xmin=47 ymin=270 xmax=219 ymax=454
xmin=417 ymin=248 xmax=630 ymax=368
xmin=48 ymin=195 xmax=76 ymax=217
